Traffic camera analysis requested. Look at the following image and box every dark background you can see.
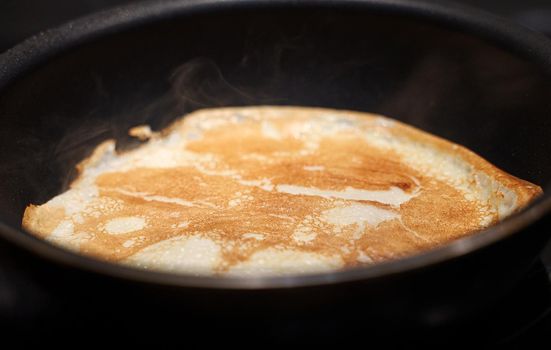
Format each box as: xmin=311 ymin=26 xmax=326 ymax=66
xmin=2 ymin=0 xmax=551 ymax=54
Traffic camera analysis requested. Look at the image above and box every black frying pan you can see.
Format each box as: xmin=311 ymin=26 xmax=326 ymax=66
xmin=0 ymin=0 xmax=550 ymax=344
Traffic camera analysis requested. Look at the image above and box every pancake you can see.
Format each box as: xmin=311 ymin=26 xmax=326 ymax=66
xmin=22 ymin=106 xmax=542 ymax=276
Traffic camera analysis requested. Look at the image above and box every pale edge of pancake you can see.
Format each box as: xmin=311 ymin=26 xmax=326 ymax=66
xmin=22 ymin=106 xmax=543 ymax=275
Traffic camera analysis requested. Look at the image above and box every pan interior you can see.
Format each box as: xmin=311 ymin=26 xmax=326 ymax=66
xmin=0 ymin=6 xmax=550 ymax=273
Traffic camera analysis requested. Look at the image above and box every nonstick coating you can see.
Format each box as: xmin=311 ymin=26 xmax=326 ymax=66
xmin=0 ymin=0 xmax=551 ymax=342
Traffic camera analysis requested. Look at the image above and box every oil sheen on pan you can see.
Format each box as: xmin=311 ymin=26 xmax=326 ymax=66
xmin=22 ymin=106 xmax=542 ymax=277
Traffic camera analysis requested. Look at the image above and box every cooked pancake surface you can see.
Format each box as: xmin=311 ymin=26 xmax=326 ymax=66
xmin=23 ymin=107 xmax=542 ymax=276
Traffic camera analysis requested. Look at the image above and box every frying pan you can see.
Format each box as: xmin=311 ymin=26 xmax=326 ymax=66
xmin=0 ymin=0 xmax=551 ymax=344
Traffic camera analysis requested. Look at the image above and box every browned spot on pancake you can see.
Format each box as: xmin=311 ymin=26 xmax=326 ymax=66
xmin=186 ymin=123 xmax=304 ymax=156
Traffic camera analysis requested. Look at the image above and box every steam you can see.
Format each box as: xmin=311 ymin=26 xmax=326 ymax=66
xmin=170 ymin=58 xmax=255 ymax=109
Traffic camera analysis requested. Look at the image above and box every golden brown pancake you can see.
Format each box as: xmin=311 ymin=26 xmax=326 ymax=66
xmin=22 ymin=106 xmax=542 ymax=276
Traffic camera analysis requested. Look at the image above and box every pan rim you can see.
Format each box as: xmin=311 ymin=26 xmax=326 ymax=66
xmin=0 ymin=0 xmax=550 ymax=289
